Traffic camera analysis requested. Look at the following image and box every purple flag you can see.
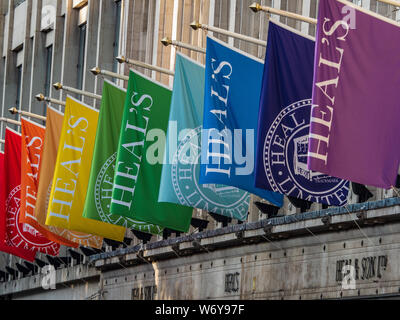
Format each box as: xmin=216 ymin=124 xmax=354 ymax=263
xmin=308 ymin=0 xmax=400 ymax=189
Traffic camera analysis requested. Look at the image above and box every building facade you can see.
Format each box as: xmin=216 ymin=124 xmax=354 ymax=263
xmin=1 ymin=0 xmax=400 ymax=300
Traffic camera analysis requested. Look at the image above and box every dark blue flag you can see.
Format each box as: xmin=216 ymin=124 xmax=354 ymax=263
xmin=255 ymin=21 xmax=349 ymax=207
xmin=200 ymin=36 xmax=283 ymax=208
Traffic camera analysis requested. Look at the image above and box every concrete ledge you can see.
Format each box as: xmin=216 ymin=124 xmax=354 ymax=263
xmin=89 ymin=198 xmax=400 ymax=269
xmin=0 ymin=264 xmax=100 ymax=296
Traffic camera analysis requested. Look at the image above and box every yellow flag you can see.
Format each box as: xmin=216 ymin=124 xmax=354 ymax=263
xmin=36 ymin=106 xmax=102 ymax=248
xmin=45 ymin=97 xmax=126 ymax=242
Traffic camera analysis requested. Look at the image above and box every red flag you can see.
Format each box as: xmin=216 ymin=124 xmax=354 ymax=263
xmin=20 ymin=118 xmax=60 ymax=256
xmin=0 ymin=129 xmax=36 ymax=261
xmin=1 ymin=128 xmax=52 ymax=262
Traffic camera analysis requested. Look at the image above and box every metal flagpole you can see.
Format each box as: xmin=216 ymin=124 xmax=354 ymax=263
xmin=161 ymin=37 xmax=207 ymax=54
xmin=8 ymin=107 xmax=47 ymax=122
xmin=377 ymin=0 xmax=400 ymax=7
xmin=249 ymin=2 xmax=317 ymax=25
xmin=116 ymin=56 xmax=175 ymax=76
xmin=90 ymin=67 xmax=129 ymax=81
xmin=190 ymin=21 xmax=267 ymax=47
xmin=35 ymin=94 xmax=66 ymax=106
xmin=0 ymin=118 xmax=22 ymax=126
xmin=53 ymin=83 xmax=102 ymax=101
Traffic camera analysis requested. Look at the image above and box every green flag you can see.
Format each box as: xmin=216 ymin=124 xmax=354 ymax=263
xmin=83 ymin=80 xmax=163 ymax=235
xmin=110 ymin=71 xmax=193 ymax=232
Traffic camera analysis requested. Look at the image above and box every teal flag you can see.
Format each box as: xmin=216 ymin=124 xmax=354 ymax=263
xmin=83 ymin=80 xmax=163 ymax=235
xmin=159 ymin=53 xmax=250 ymax=221
xmin=110 ymin=70 xmax=193 ymax=232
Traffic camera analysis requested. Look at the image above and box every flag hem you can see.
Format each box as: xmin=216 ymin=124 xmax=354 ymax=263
xmin=207 ymin=35 xmax=265 ymax=64
xmin=128 ymin=68 xmax=172 ymax=91
xmin=21 ymin=117 xmax=46 ymax=129
xmin=269 ymin=19 xmax=315 ymax=42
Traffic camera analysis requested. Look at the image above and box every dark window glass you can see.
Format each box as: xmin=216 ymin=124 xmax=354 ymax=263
xmin=16 ymin=65 xmax=22 ymax=107
xmin=112 ymin=0 xmax=122 ymax=78
xmin=77 ymin=23 xmax=87 ymax=91
xmin=44 ymin=45 xmax=53 ymax=97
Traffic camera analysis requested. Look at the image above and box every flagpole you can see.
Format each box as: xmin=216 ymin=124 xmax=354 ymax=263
xmin=161 ymin=37 xmax=207 ymax=54
xmin=190 ymin=21 xmax=267 ymax=47
xmin=90 ymin=67 xmax=130 ymax=81
xmin=0 ymin=118 xmax=22 ymax=126
xmin=53 ymin=83 xmax=102 ymax=101
xmin=35 ymin=94 xmax=66 ymax=106
xmin=0 ymin=139 xmax=4 ymax=144
xmin=8 ymin=107 xmax=47 ymax=121
xmin=249 ymin=2 xmax=317 ymax=25
xmin=377 ymin=0 xmax=400 ymax=7
xmin=116 ymin=56 xmax=175 ymax=76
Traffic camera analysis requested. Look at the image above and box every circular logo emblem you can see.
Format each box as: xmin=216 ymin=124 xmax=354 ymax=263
xmin=263 ymin=99 xmax=348 ymax=205
xmin=95 ymin=153 xmax=162 ymax=234
xmin=6 ymin=185 xmax=54 ymax=251
xmin=172 ymin=126 xmax=250 ymax=220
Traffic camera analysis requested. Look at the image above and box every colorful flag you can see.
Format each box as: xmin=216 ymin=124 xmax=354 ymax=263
xmin=46 ymin=97 xmax=125 ymax=243
xmin=199 ymin=36 xmax=283 ymax=207
xmin=1 ymin=151 xmax=37 ymax=261
xmin=110 ymin=70 xmax=193 ymax=232
xmin=159 ymin=53 xmax=250 ymax=221
xmin=0 ymin=129 xmax=38 ymax=262
xmin=35 ymin=107 xmax=95 ymax=248
xmin=20 ymin=118 xmax=60 ymax=256
xmin=0 ymin=151 xmax=36 ymax=261
xmin=83 ymin=80 xmax=163 ymax=235
xmin=255 ymin=21 xmax=349 ymax=206
xmin=308 ymin=0 xmax=400 ymax=189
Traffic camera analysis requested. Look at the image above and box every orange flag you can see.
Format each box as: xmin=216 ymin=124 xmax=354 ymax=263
xmin=35 ymin=107 xmax=102 ymax=249
xmin=20 ymin=118 xmax=60 ymax=256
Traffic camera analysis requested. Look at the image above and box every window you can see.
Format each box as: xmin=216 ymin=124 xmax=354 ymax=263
xmin=77 ymin=23 xmax=87 ymax=91
xmin=44 ymin=45 xmax=53 ymax=97
xmin=14 ymin=0 xmax=26 ymax=8
xmin=280 ymin=0 xmax=302 ymax=30
xmin=112 ymin=0 xmax=122 ymax=77
xmin=16 ymin=65 xmax=22 ymax=107
xmin=308 ymin=0 xmax=318 ymax=37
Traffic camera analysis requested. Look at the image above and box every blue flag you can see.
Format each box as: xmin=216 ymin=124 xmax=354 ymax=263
xmin=200 ymin=36 xmax=283 ymax=208
xmin=255 ymin=21 xmax=349 ymax=207
xmin=159 ymin=53 xmax=251 ymax=221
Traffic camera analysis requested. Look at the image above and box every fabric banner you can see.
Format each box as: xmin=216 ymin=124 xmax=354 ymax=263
xmin=83 ymin=80 xmax=163 ymax=235
xmin=20 ymin=118 xmax=60 ymax=256
xmin=0 ymin=151 xmax=37 ymax=261
xmin=255 ymin=21 xmax=349 ymax=207
xmin=0 ymin=129 xmax=37 ymax=262
xmin=308 ymin=0 xmax=400 ymax=189
xmin=1 ymin=150 xmax=37 ymax=261
xmin=35 ymin=107 xmax=94 ymax=248
xmin=199 ymin=36 xmax=283 ymax=207
xmin=46 ymin=97 xmax=125 ymax=243
xmin=159 ymin=53 xmax=250 ymax=221
xmin=110 ymin=70 xmax=193 ymax=232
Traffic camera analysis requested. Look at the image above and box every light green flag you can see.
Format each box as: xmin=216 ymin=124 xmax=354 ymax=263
xmin=82 ymin=80 xmax=163 ymax=235
xmin=110 ymin=70 xmax=193 ymax=232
